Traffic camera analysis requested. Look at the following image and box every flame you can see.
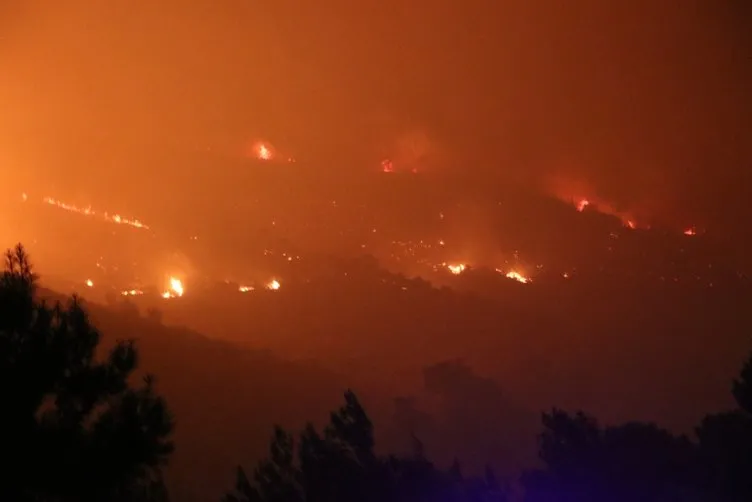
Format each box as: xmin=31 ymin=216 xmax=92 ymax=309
xmin=252 ymin=142 xmax=273 ymax=161
xmin=41 ymin=196 xmax=149 ymax=229
xmin=625 ymin=220 xmax=636 ymax=229
xmin=162 ymin=277 xmax=184 ymax=298
xmin=497 ymin=269 xmax=530 ymax=284
xmin=170 ymin=277 xmax=184 ymax=296
xmin=238 ymin=285 xmax=255 ymax=293
xmin=85 ymin=279 xmax=94 ymax=288
xmin=266 ymin=279 xmax=281 ymax=290
xmin=121 ymin=289 xmax=144 ymax=296
xmin=381 ymin=159 xmax=395 ymax=173
xmin=576 ymin=199 xmax=590 ymax=212
xmin=684 ymin=228 xmax=697 ymax=236
xmin=446 ymin=263 xmax=466 ymax=275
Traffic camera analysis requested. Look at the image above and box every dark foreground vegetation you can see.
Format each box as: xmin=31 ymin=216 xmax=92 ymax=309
xmin=1 ymin=243 xmax=751 ymax=501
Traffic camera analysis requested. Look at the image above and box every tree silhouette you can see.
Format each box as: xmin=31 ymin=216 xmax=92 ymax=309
xmin=0 ymin=244 xmax=174 ymax=502
xmin=520 ymin=351 xmax=752 ymax=501
xmin=696 ymin=351 xmax=752 ymax=502
xmin=521 ymin=409 xmax=707 ymax=502
xmin=225 ymin=390 xmax=507 ymax=502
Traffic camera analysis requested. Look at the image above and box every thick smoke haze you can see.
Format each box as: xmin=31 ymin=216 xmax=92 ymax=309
xmin=2 ymin=4 xmax=752 ymax=500
xmin=1 ymin=1 xmax=750 ymax=222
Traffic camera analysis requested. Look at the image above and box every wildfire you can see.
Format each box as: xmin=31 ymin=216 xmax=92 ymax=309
xmin=266 ymin=279 xmax=281 ymax=290
xmin=238 ymin=285 xmax=255 ymax=293
xmin=40 ymin=196 xmax=149 ymax=230
xmin=684 ymin=228 xmax=697 ymax=236
xmin=85 ymin=279 xmax=94 ymax=288
xmin=625 ymin=220 xmax=636 ymax=230
xmin=162 ymin=277 xmax=184 ymax=298
xmin=497 ymin=269 xmax=530 ymax=284
xmin=251 ymin=141 xmax=274 ymax=161
xmin=381 ymin=159 xmax=395 ymax=173
xmin=121 ymin=289 xmax=144 ymax=296
xmin=576 ymin=199 xmax=590 ymax=212
xmin=446 ymin=263 xmax=466 ymax=275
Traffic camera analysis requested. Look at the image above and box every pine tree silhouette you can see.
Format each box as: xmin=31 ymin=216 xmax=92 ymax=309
xmin=225 ymin=390 xmax=508 ymax=502
xmin=0 ymin=244 xmax=174 ymax=502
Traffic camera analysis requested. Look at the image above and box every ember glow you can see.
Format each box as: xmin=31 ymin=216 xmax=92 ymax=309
xmin=446 ymin=263 xmax=466 ymax=275
xmin=121 ymin=289 xmax=144 ymax=297
xmin=504 ymin=271 xmax=530 ymax=284
xmin=162 ymin=277 xmax=185 ymax=299
xmin=40 ymin=196 xmax=149 ymax=230
xmin=3 ymin=3 xmax=750 ymax=501
xmin=252 ymin=142 xmax=273 ymax=161
xmin=170 ymin=277 xmax=185 ymax=296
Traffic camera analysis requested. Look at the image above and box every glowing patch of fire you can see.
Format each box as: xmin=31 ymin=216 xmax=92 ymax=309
xmin=446 ymin=264 xmax=466 ymax=275
xmin=497 ymin=269 xmax=530 ymax=284
xmin=162 ymin=277 xmax=184 ymax=298
xmin=40 ymin=196 xmax=149 ymax=229
xmin=254 ymin=142 xmax=273 ymax=161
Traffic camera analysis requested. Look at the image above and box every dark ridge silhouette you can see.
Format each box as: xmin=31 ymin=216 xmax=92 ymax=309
xmin=0 ymin=244 xmax=173 ymax=502
xmin=39 ymin=288 xmax=350 ymax=502
xmin=4 ymin=245 xmax=350 ymax=501
xmin=385 ymin=361 xmax=538 ymax=475
xmin=225 ymin=351 xmax=752 ymax=502
xmin=24 ymin=232 xmax=752 ymax=500
xmin=3 ymin=243 xmax=752 ymax=501
xmin=519 ymin=349 xmax=752 ymax=502
xmin=225 ymin=390 xmax=509 ymax=502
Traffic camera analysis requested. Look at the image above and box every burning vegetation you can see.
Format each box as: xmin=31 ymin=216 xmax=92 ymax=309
xmin=10 ymin=178 xmax=727 ymax=304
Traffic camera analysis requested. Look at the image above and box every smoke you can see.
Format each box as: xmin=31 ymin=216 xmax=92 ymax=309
xmin=1 ymin=1 xmax=749 ymax=223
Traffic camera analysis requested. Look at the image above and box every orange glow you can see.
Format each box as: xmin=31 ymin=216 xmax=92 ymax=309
xmin=252 ymin=142 xmax=273 ymax=161
xmin=170 ymin=277 xmax=184 ymax=296
xmin=266 ymin=279 xmax=281 ymax=290
xmin=446 ymin=263 xmax=466 ymax=275
xmin=625 ymin=220 xmax=636 ymax=229
xmin=684 ymin=228 xmax=697 ymax=236
xmin=121 ymin=289 xmax=144 ymax=296
xmin=238 ymin=285 xmax=255 ymax=293
xmin=381 ymin=159 xmax=395 ymax=173
xmin=162 ymin=277 xmax=184 ymax=298
xmin=41 ymin=196 xmax=149 ymax=230
xmin=498 ymin=269 xmax=530 ymax=284
xmin=85 ymin=279 xmax=94 ymax=288
xmin=576 ymin=199 xmax=590 ymax=212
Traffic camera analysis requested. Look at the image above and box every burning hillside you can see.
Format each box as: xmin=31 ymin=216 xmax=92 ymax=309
xmin=6 ymin=170 xmax=744 ymax=308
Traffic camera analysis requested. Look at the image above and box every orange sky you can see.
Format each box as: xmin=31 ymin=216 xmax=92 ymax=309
xmin=1 ymin=0 xmax=750 ymax=222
